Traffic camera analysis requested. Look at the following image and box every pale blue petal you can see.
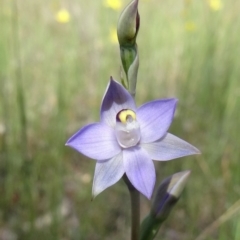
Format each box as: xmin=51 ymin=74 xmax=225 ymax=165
xmin=101 ymin=78 xmax=136 ymax=127
xmin=66 ymin=123 xmax=121 ymax=160
xmin=92 ymin=153 xmax=124 ymax=197
xmin=123 ymin=147 xmax=155 ymax=199
xmin=137 ymin=99 xmax=177 ymax=143
xmin=141 ymin=133 xmax=200 ymax=161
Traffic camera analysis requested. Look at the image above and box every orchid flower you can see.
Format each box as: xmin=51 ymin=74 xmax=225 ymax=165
xmin=66 ymin=79 xmax=200 ymax=199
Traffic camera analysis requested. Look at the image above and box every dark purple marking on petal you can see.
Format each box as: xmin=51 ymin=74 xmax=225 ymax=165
xmin=101 ymin=78 xmax=136 ymax=127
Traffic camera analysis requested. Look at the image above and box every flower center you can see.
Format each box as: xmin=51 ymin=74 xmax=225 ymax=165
xmin=115 ymin=109 xmax=141 ymax=148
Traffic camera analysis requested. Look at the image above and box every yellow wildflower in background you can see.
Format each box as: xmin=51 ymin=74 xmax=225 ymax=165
xmin=209 ymin=0 xmax=222 ymax=11
xmin=56 ymin=9 xmax=71 ymax=23
xmin=104 ymin=0 xmax=122 ymax=11
xmin=109 ymin=27 xmax=118 ymax=44
xmin=185 ymin=21 xmax=196 ymax=32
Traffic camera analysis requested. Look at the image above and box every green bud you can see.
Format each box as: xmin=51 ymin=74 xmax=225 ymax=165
xmin=140 ymin=171 xmax=191 ymax=240
xmin=117 ymin=0 xmax=140 ymax=47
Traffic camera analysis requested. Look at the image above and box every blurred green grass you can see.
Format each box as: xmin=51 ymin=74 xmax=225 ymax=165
xmin=1 ymin=0 xmax=240 ymax=239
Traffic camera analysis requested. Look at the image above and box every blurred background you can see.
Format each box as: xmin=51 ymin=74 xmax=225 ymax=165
xmin=1 ymin=0 xmax=240 ymax=239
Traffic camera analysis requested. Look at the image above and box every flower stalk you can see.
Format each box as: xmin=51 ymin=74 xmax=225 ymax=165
xmin=123 ymin=174 xmax=140 ymax=240
xmin=118 ymin=1 xmax=141 ymax=236
xmin=117 ymin=0 xmax=140 ymax=97
xmin=120 ymin=46 xmax=139 ymax=97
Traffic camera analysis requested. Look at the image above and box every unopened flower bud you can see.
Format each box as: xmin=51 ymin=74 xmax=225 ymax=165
xmin=140 ymin=171 xmax=191 ymax=240
xmin=151 ymin=170 xmax=191 ymax=220
xmin=117 ymin=0 xmax=140 ymax=47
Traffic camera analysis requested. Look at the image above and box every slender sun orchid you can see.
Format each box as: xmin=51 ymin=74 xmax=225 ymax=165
xmin=66 ymin=79 xmax=200 ymax=199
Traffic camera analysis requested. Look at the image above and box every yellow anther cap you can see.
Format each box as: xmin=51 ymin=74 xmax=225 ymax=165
xmin=116 ymin=109 xmax=136 ymax=123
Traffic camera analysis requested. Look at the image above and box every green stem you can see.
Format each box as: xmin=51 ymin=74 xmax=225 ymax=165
xmin=130 ymin=188 xmax=140 ymax=240
xmin=11 ymin=0 xmax=28 ymax=161
xmin=123 ymin=174 xmax=140 ymax=240
xmin=140 ymin=214 xmax=161 ymax=240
